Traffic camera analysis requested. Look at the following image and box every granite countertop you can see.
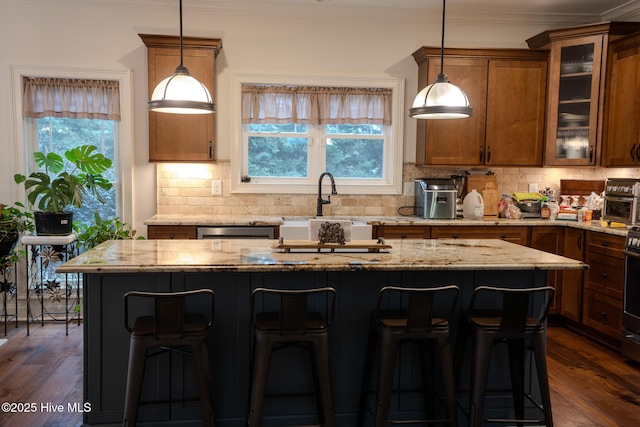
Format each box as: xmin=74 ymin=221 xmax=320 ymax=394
xmin=144 ymin=214 xmax=630 ymax=237
xmin=56 ymin=238 xmax=587 ymax=274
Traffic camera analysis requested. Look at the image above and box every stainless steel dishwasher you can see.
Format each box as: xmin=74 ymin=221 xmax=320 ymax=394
xmin=196 ymin=226 xmax=275 ymax=239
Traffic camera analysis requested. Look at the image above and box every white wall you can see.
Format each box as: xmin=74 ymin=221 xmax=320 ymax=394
xmin=1 ymin=0 xmax=638 ymax=233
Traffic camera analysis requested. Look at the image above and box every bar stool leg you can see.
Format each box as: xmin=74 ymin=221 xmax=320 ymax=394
xmin=247 ymin=334 xmax=273 ymax=427
xmin=533 ymin=333 xmax=553 ymax=427
xmin=438 ymin=335 xmax=458 ymax=426
xmin=507 ymin=340 xmax=526 ymax=427
xmin=357 ymin=325 xmax=378 ymax=427
xmin=469 ymin=331 xmax=493 ymax=427
xmin=191 ymin=338 xmax=215 ymax=427
xmin=311 ymin=334 xmax=335 ymax=426
xmin=375 ymin=331 xmax=399 ymax=427
xmin=123 ymin=339 xmax=148 ymax=427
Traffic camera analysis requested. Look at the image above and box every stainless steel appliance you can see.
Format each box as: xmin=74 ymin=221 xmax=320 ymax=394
xmin=622 ymin=226 xmax=640 ymax=363
xmin=197 ymin=226 xmax=274 ymax=239
xmin=603 ymin=178 xmax=640 ymax=225
xmin=414 ymin=178 xmax=457 ymax=219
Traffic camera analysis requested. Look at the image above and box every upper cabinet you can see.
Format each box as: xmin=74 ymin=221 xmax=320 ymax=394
xmin=527 ymin=22 xmax=640 ymax=166
xmin=140 ymin=34 xmax=222 ymax=162
xmin=602 ymin=31 xmax=640 ymax=167
xmin=412 ymin=48 xmax=548 ymax=166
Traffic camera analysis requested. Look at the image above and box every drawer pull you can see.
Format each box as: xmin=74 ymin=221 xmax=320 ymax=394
xmin=401 ymin=234 xmax=407 ymax=239
xmin=500 ymin=234 xmax=507 ymax=239
xmin=169 ymin=233 xmax=175 ymax=239
xmin=599 ymin=310 xmax=607 ymax=317
xmin=452 ymin=234 xmax=459 ymax=239
xmin=601 ymin=241 xmax=609 ymax=247
xmin=600 ymin=272 xmax=608 ymax=279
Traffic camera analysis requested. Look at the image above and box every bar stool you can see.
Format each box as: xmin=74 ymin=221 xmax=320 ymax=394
xmin=357 ymin=285 xmax=459 ymax=427
xmin=123 ymin=289 xmax=215 ymax=427
xmin=247 ymin=287 xmax=336 ymax=427
xmin=466 ymin=286 xmax=555 ymax=427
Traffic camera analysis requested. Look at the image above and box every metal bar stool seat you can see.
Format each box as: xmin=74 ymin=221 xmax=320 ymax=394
xmin=123 ymin=289 xmax=215 ymax=427
xmin=247 ymin=286 xmax=337 ymax=427
xmin=466 ymin=285 xmax=555 ymax=427
xmin=357 ymin=285 xmax=459 ymax=426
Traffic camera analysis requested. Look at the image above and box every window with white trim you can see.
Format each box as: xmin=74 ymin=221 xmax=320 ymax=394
xmin=231 ymin=75 xmax=404 ymax=195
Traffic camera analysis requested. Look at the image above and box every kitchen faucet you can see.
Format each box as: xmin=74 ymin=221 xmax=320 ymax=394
xmin=317 ymin=172 xmax=337 ymax=216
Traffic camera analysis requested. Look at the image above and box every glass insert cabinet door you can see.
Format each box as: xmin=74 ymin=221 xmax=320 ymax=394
xmin=545 ymin=36 xmax=603 ymax=165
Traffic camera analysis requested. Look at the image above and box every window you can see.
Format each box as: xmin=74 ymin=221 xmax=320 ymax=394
xmin=231 ymin=75 xmax=404 ymax=195
xmin=11 ymin=67 xmax=133 ymax=228
xmin=26 ymin=116 xmax=119 ymax=228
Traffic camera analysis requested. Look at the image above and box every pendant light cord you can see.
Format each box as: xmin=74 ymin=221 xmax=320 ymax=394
xmin=179 ymin=0 xmax=184 ymax=67
xmin=439 ymin=0 xmax=446 ymax=77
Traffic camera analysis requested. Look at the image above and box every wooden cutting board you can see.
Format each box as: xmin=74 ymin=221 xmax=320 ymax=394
xmin=466 ymin=174 xmax=497 ymax=195
xmin=482 ymin=182 xmax=500 ymax=216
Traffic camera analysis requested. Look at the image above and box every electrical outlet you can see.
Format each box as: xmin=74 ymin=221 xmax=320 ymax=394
xmin=212 ymin=180 xmax=222 ymax=196
xmin=528 ymin=183 xmax=538 ymax=193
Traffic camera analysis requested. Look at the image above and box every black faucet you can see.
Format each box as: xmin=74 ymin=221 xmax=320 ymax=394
xmin=317 ymin=172 xmax=337 ymax=216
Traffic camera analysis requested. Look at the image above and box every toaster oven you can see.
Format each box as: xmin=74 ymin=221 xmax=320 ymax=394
xmin=603 ymin=178 xmax=640 ymax=225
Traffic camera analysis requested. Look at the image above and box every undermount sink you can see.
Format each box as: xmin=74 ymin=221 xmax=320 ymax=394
xmin=280 ymin=218 xmax=373 ymax=241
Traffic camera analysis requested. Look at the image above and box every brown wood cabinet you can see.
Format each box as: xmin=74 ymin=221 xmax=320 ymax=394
xmin=530 ymin=227 xmax=564 ymax=315
xmin=148 ymin=225 xmax=197 ymax=239
xmin=140 ymin=34 xmax=222 ymax=162
xmin=582 ymin=231 xmax=625 ymax=340
xmin=374 ymin=225 xmax=430 ymax=239
xmin=527 ymin=22 xmax=640 ymax=166
xmin=561 ymin=227 xmax=585 ymax=322
xmin=430 ymin=225 xmax=529 ymax=245
xmin=412 ymin=48 xmax=547 ymax=166
xmin=602 ymin=31 xmax=640 ymax=166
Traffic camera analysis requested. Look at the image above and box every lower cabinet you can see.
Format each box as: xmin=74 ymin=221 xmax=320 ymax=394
xmin=148 ymin=225 xmax=197 ymax=239
xmin=530 ymin=227 xmax=564 ymax=315
xmin=561 ymin=228 xmax=585 ymax=322
xmin=582 ymin=231 xmax=625 ymax=341
xmin=374 ymin=225 xmax=430 ymax=239
xmin=430 ymin=226 xmax=529 ymax=245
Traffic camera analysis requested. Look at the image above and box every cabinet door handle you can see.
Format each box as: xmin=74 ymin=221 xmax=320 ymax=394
xmin=577 ymin=234 xmax=583 ymax=250
xmin=479 ymin=146 xmax=484 ymax=163
xmin=209 ymin=141 xmax=213 ymax=159
xmin=631 ymin=143 xmax=636 ymax=162
xmin=637 ymin=144 xmax=640 ymax=163
xmin=487 ymin=146 xmax=492 ymax=163
xmin=589 ymin=146 xmax=594 ymax=163
xmin=600 ymin=272 xmax=608 ymax=279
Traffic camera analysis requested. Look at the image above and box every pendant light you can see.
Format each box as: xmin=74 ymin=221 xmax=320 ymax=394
xmin=148 ymin=0 xmax=215 ymax=114
xmin=409 ymin=0 xmax=472 ymax=119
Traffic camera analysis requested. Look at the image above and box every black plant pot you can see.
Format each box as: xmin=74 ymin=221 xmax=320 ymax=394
xmin=34 ymin=212 xmax=74 ymax=236
xmin=0 ymin=230 xmax=19 ymax=258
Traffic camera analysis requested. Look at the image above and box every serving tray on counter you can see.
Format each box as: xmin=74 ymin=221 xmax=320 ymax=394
xmin=272 ymin=239 xmax=392 ymax=253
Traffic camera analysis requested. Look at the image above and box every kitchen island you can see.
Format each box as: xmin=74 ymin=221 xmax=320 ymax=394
xmin=57 ymin=238 xmax=586 ymax=426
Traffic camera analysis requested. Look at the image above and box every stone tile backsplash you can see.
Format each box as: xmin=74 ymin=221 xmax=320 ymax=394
xmin=157 ymin=162 xmax=640 ymax=217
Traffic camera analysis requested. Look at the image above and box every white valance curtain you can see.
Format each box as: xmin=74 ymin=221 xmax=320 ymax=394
xmin=22 ymin=77 xmax=121 ymax=121
xmin=241 ymin=85 xmax=392 ymax=126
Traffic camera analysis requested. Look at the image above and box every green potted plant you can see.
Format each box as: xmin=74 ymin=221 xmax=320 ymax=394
xmin=0 ymin=202 xmax=34 ymax=265
xmin=75 ymin=212 xmax=144 ymax=251
xmin=14 ymin=145 xmax=113 ymax=236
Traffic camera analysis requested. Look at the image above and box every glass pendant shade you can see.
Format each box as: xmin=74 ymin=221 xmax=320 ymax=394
xmin=147 ymin=0 xmax=216 ymax=115
xmin=409 ymin=73 xmax=472 ymax=119
xmin=149 ymin=65 xmax=215 ymax=114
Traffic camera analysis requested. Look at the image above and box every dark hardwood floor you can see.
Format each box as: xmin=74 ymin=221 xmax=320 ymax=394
xmin=0 ymin=322 xmax=639 ymax=426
